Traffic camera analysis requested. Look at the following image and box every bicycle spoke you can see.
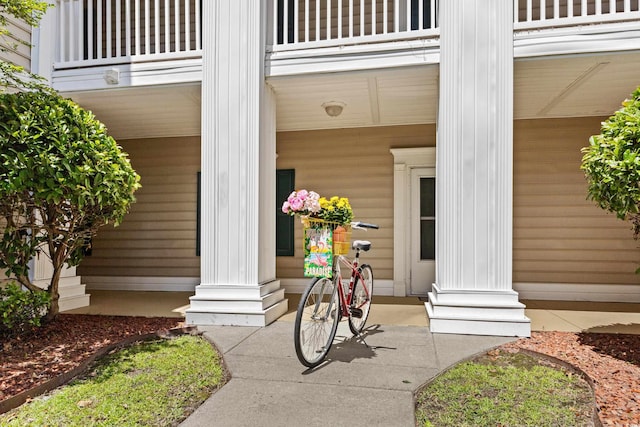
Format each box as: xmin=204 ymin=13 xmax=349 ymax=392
xmin=348 ymin=264 xmax=374 ymax=335
xmin=294 ymin=277 xmax=340 ymax=367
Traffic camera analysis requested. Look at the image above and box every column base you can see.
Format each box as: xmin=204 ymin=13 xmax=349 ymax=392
xmin=185 ymin=280 xmax=288 ymax=327
xmin=426 ymin=283 xmax=531 ymax=337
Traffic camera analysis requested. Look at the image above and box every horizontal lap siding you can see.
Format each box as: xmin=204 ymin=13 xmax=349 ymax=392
xmin=77 ymin=136 xmax=200 ymax=278
xmin=0 ymin=18 xmax=31 ymax=70
xmin=276 ymin=124 xmax=435 ymax=281
xmin=513 ymin=117 xmax=640 ymax=286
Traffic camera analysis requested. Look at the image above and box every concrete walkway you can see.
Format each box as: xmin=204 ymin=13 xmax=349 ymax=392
xmin=180 ymin=320 xmax=512 ymax=427
xmin=67 ymin=291 xmax=640 ymax=425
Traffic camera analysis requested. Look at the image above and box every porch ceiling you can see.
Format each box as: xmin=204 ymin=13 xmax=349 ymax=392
xmin=271 ymin=50 xmax=640 ymax=131
xmin=62 ymin=83 xmax=202 ymax=141
xmin=62 ymin=51 xmax=640 ymax=140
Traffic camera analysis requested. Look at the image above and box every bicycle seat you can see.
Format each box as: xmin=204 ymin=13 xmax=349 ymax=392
xmin=352 ymin=240 xmax=371 ymax=251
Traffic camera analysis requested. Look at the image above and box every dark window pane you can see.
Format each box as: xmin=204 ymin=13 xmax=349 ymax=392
xmin=420 ymin=219 xmax=435 ymax=260
xmin=420 ymin=177 xmax=435 ymax=217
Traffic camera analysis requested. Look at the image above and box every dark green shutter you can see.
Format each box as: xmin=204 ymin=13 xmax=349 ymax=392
xmin=276 ymin=169 xmax=295 ymax=256
xmin=196 ymin=172 xmax=201 ymax=256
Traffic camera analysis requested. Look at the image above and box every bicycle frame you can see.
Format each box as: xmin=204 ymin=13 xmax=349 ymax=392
xmin=333 ymin=249 xmax=370 ymax=318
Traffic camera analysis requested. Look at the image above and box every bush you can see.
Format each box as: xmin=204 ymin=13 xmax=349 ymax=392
xmin=0 ymin=91 xmax=140 ymax=319
xmin=0 ymin=282 xmax=50 ymax=338
xmin=582 ymin=86 xmax=640 ymax=237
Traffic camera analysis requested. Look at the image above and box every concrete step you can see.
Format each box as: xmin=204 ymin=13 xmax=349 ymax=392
xmin=58 ymin=284 xmax=87 ymax=299
xmin=59 ymin=293 xmax=91 ymax=312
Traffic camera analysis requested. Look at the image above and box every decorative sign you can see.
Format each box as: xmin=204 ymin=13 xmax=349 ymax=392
xmin=304 ymin=226 xmax=333 ymax=278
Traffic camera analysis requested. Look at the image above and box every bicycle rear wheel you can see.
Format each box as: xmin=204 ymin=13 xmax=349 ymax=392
xmin=294 ymin=277 xmax=340 ymax=368
xmin=348 ymin=264 xmax=373 ymax=335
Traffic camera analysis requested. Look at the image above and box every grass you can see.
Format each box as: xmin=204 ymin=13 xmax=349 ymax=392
xmin=415 ymin=350 xmax=595 ymax=427
xmin=0 ymin=335 xmax=225 ymax=426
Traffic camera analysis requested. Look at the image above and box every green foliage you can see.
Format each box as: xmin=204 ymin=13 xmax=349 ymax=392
xmin=582 ymin=87 xmax=640 ymax=240
xmin=0 ymin=281 xmax=50 ymax=338
xmin=0 ymin=92 xmax=140 ymax=317
xmin=0 ymin=0 xmax=49 ymax=32
xmin=0 ymin=336 xmax=226 ymax=426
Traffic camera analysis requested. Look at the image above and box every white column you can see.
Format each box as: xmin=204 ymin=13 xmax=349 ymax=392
xmin=186 ymin=0 xmax=287 ymax=326
xmin=427 ymin=0 xmax=530 ymax=337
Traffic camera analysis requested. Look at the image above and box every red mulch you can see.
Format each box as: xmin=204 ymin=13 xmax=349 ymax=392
xmin=503 ymin=331 xmax=640 ymax=426
xmin=0 ymin=314 xmax=183 ymax=403
xmin=1 ymin=316 xmax=639 ymax=425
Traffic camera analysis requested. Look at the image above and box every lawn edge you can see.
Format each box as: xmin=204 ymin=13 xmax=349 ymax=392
xmin=0 ymin=325 xmax=199 ymax=415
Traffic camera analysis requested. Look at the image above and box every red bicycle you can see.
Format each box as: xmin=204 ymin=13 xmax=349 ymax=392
xmin=294 ymin=221 xmax=379 ymax=368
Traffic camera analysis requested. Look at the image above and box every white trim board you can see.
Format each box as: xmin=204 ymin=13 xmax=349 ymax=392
xmin=279 ymin=278 xmax=394 ymax=296
xmin=515 ymin=282 xmax=640 ymax=303
xmin=83 ymin=276 xmax=199 ymax=292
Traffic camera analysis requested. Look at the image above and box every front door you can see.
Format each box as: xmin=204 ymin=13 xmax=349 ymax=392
xmin=409 ymin=168 xmax=435 ymax=296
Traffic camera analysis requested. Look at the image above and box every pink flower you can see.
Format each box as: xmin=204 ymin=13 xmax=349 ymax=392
xmin=290 ymin=197 xmax=304 ymax=211
xmin=297 ymin=189 xmax=309 ymax=199
xmin=282 ymin=201 xmax=290 ymax=214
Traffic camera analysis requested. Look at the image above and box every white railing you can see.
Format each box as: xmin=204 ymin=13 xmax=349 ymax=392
xmin=270 ymin=0 xmax=439 ymax=52
xmin=514 ymin=0 xmax=640 ymax=30
xmin=53 ymin=1 xmax=640 ymax=69
xmin=55 ymin=0 xmax=202 ymax=69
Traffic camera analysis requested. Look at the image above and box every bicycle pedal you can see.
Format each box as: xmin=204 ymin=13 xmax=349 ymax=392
xmin=350 ymin=307 xmax=363 ymax=318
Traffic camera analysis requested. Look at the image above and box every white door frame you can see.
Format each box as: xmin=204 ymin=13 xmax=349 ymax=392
xmin=390 ymin=147 xmax=436 ymax=297
xmin=410 ymin=167 xmax=436 ymax=296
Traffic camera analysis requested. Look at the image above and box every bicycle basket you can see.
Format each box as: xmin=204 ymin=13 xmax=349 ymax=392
xmin=302 ymin=217 xmax=352 ymax=255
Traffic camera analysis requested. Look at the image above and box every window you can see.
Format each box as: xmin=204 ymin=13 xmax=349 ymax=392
xmin=420 ymin=177 xmax=436 ymax=260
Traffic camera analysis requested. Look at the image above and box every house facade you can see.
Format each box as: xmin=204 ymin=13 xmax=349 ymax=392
xmin=28 ymin=0 xmax=640 ymax=337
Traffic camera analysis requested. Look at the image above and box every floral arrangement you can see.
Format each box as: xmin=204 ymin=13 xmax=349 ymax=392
xmin=281 ymin=189 xmax=321 ymax=216
xmin=282 ymin=189 xmax=353 ymax=227
xmin=318 ymin=196 xmax=353 ymax=226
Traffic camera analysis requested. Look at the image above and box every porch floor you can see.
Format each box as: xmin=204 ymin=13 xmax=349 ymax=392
xmin=65 ymin=290 xmax=640 ymax=334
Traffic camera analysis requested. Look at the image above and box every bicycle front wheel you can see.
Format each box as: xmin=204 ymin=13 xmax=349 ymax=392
xmin=348 ymin=264 xmax=373 ymax=335
xmin=294 ymin=277 xmax=340 ymax=368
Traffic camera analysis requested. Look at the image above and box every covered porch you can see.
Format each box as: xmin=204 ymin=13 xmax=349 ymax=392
xmin=49 ymin=0 xmax=640 ymax=336
xmin=67 ymin=290 xmax=640 ymax=334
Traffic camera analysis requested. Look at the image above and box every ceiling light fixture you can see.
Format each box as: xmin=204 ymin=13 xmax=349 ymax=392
xmin=322 ymin=101 xmax=346 ymax=117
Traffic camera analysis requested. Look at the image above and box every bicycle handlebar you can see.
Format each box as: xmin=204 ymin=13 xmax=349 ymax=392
xmin=351 ymin=221 xmax=379 ymax=230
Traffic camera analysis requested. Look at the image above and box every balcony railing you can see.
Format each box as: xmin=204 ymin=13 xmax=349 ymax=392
xmin=53 ymin=0 xmax=640 ymax=69
xmin=514 ymin=0 xmax=640 ymax=30
xmin=55 ymin=0 xmax=202 ymax=69
xmin=270 ymin=0 xmax=439 ymax=52
xmin=270 ymin=0 xmax=640 ymax=51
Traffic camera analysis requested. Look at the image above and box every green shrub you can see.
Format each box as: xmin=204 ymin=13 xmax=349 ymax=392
xmin=0 ymin=282 xmax=50 ymax=338
xmin=582 ymin=86 xmax=640 ymax=237
xmin=0 ymin=91 xmax=140 ymax=319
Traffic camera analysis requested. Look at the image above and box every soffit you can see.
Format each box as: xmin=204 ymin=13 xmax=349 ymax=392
xmin=61 ymin=50 xmax=640 ymax=140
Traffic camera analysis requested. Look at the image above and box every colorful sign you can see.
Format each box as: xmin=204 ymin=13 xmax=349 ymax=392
xmin=304 ymin=226 xmax=333 ymax=278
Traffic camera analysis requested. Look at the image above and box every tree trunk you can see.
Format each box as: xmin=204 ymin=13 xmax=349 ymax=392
xmin=44 ymin=268 xmax=61 ymax=322
xmin=44 ymin=246 xmax=66 ymax=322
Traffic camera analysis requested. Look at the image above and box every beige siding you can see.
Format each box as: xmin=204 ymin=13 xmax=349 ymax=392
xmin=0 ymin=17 xmax=32 ymax=70
xmin=276 ymin=124 xmax=436 ymax=281
xmin=513 ymin=117 xmax=640 ymax=285
xmin=78 ymin=136 xmax=200 ymax=278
